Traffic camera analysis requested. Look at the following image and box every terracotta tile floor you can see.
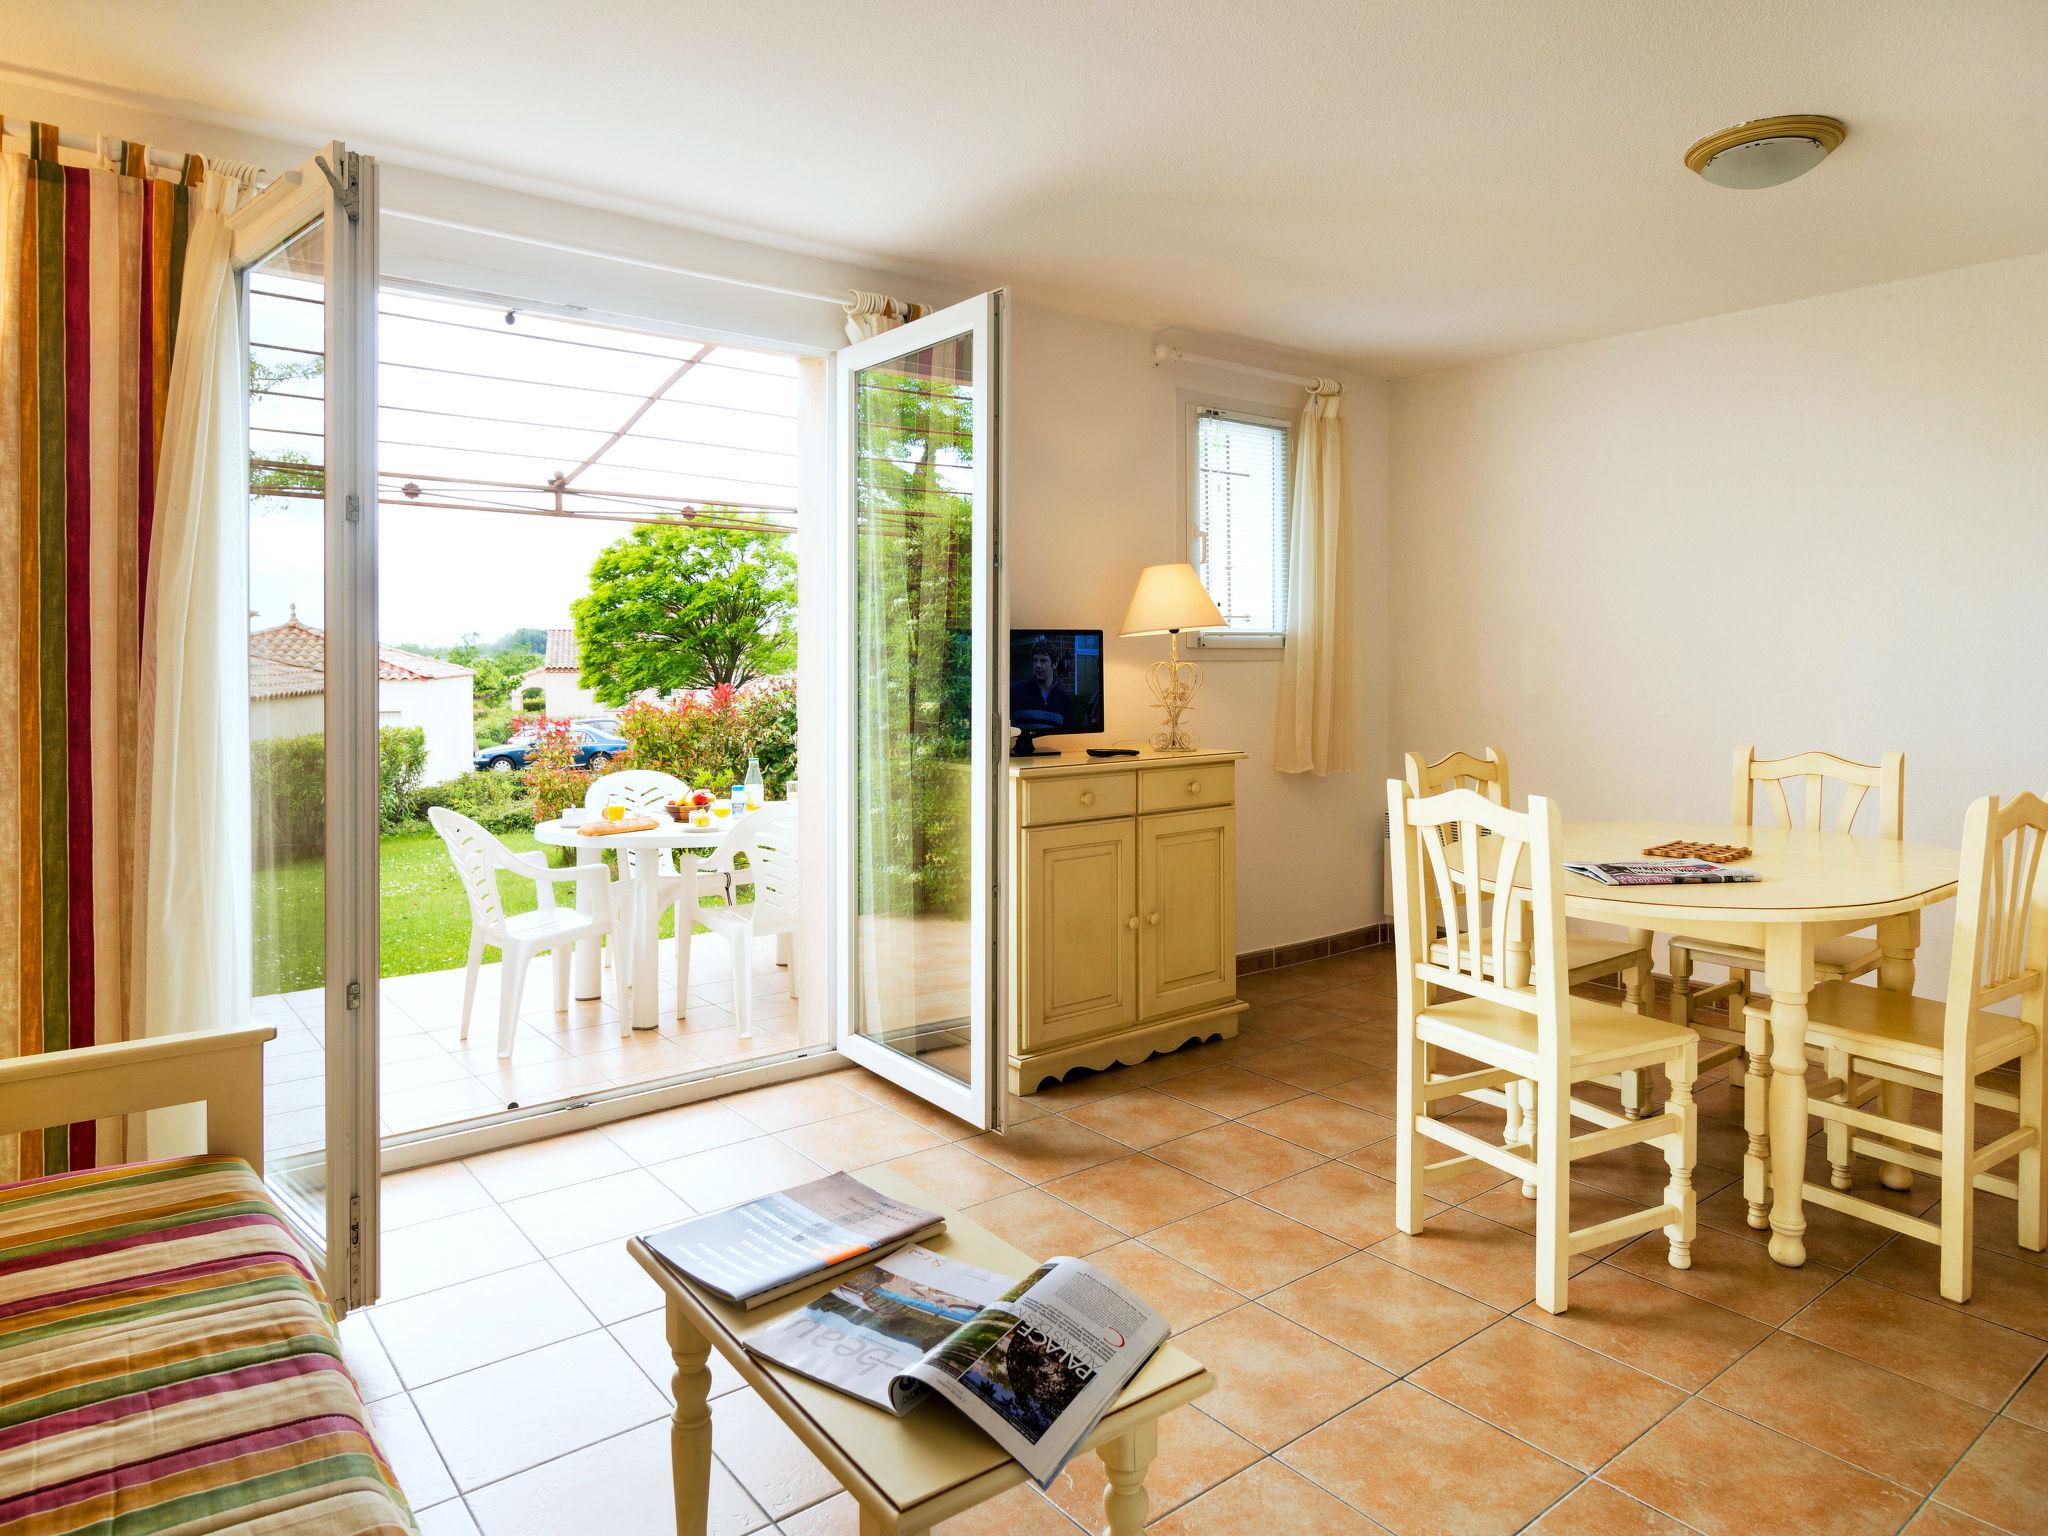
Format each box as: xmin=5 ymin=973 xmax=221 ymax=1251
xmin=258 ymin=931 xmax=813 ymax=1158
xmin=347 ymin=947 xmax=2048 ymax=1535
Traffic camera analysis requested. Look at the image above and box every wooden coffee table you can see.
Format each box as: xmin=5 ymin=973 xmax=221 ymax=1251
xmin=627 ymin=1169 xmax=1213 ymax=1535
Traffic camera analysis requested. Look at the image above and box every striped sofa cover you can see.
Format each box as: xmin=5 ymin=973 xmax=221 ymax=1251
xmin=0 ymin=1156 xmax=416 ymax=1535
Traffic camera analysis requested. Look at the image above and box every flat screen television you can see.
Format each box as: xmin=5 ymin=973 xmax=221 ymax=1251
xmin=1009 ymin=628 xmax=1104 ymax=756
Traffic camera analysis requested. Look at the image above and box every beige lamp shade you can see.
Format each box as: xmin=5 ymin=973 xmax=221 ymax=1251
xmin=1120 ymin=562 xmax=1225 ymax=636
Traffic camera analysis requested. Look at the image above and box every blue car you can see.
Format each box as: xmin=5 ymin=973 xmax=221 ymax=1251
xmin=474 ymin=722 xmax=629 ymax=773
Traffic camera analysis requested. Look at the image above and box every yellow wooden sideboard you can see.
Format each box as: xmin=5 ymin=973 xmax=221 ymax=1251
xmin=1007 ymin=748 xmax=1246 ymax=1093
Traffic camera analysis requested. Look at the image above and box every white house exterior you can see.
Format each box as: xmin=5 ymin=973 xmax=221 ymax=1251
xmin=250 ymin=614 xmax=477 ymax=781
xmin=519 ymin=626 xmax=607 ymax=720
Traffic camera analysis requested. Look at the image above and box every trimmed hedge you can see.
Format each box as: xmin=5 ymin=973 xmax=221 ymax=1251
xmin=409 ymin=770 xmax=537 ymax=836
xmin=253 ymin=725 xmax=431 ymax=865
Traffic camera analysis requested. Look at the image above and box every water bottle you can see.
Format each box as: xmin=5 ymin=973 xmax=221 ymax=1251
xmin=744 ymin=755 xmax=765 ymax=809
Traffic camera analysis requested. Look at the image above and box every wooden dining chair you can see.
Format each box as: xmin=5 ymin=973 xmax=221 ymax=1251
xmin=1405 ymin=749 xmax=1654 ymax=1001
xmin=1668 ymin=747 xmax=1906 ymax=1209
xmin=1406 ymin=749 xmax=1657 ymax=1150
xmin=1752 ymin=792 xmax=2046 ymax=1301
xmin=1388 ymin=779 xmax=1698 ymax=1313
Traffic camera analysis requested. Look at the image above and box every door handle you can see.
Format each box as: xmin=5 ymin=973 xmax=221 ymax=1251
xmin=1127 ymin=915 xmax=1140 ymax=931
xmin=1147 ymin=912 xmax=1161 ymax=926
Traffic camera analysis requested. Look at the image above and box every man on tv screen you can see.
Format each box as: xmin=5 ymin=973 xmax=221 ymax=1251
xmin=1011 ymin=637 xmax=1073 ymax=733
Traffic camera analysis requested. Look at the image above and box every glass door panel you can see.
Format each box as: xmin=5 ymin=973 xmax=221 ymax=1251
xmin=233 ymin=143 xmax=381 ymax=1309
xmin=835 ymin=294 xmax=1005 ymax=1128
xmin=247 ymin=220 xmax=331 ymax=1240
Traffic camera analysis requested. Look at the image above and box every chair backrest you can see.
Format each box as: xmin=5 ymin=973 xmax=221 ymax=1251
xmin=428 ymin=806 xmax=511 ymax=938
xmin=586 ymin=768 xmax=687 ymax=814
xmin=1943 ymin=793 xmax=2048 ymax=1055
xmin=1405 ymin=746 xmax=1511 ymax=807
xmin=1732 ymin=746 xmax=1903 ymax=838
xmin=1386 ymin=779 xmax=1570 ymax=1068
xmin=716 ymin=803 xmax=799 ymax=935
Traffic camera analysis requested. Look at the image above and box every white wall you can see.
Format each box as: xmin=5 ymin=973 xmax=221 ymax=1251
xmin=1388 ymin=250 xmax=2048 ymax=991
xmin=384 ymin=676 xmax=476 ymax=783
xmin=1007 ymin=304 xmax=1391 ymax=955
xmin=251 ymin=693 xmax=322 ymax=742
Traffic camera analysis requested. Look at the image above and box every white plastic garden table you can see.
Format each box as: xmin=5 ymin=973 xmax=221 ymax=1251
xmin=534 ymin=811 xmax=764 ymax=1033
xmin=1479 ymin=819 xmax=1958 ymax=1268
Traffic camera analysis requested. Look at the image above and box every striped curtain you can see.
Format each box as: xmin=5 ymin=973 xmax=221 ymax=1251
xmin=0 ymin=126 xmax=202 ymax=1180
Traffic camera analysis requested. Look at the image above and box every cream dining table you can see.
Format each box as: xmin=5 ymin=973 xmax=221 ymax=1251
xmin=1484 ymin=819 xmax=1960 ymax=1269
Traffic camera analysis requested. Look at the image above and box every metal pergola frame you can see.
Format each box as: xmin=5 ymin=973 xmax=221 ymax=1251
xmin=247 ymin=282 xmax=803 ymax=537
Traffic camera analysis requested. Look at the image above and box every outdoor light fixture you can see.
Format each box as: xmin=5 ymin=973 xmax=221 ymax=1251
xmin=1685 ymin=115 xmax=1845 ymax=189
xmin=1120 ymin=562 xmax=1226 ymax=753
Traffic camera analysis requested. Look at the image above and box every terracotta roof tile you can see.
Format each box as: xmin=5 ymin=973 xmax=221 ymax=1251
xmin=248 ymin=615 xmax=474 ymax=697
xmin=543 ymin=626 xmax=579 ymax=671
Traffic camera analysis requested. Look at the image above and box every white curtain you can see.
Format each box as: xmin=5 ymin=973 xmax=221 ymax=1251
xmin=843 ymin=289 xmax=927 ymax=343
xmin=134 ymin=168 xmax=254 ymax=1153
xmin=1273 ymin=381 xmax=1359 ymax=775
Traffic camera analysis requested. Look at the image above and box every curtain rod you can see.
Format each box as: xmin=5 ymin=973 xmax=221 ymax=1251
xmin=0 ymin=117 xmax=234 ymax=177
xmin=384 ymin=207 xmax=851 ymax=308
xmin=1151 ymin=342 xmax=1341 ymax=394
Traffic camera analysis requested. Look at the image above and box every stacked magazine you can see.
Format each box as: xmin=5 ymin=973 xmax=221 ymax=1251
xmin=642 ymin=1174 xmax=1168 ymax=1488
xmin=642 ymin=1172 xmax=945 ymax=1308
xmin=1565 ymin=858 xmax=1761 ymax=886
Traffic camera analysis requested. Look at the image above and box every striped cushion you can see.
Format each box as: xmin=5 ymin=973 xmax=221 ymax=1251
xmin=0 ymin=1156 xmax=417 ymax=1535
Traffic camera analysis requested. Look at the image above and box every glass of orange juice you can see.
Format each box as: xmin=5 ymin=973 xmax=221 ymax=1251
xmin=603 ymin=798 xmax=626 ymax=822
xmin=712 ymin=796 xmax=732 ymax=821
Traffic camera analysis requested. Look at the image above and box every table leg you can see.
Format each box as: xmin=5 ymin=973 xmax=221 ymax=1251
xmin=631 ymin=855 xmax=662 ymax=1031
xmin=1765 ymin=926 xmax=1817 ymax=1267
xmin=1099 ymin=1420 xmax=1158 ymax=1536
xmin=572 ymin=843 xmax=604 ymax=1000
xmin=666 ymin=1303 xmax=714 ymax=1536
xmin=1875 ymin=912 xmax=1922 ymax=1192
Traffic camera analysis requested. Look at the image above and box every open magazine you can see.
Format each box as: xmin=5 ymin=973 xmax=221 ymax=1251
xmin=642 ymin=1174 xmax=944 ymax=1309
xmin=746 ymin=1245 xmax=1168 ymax=1488
xmin=1565 ymin=858 xmax=1761 ymax=886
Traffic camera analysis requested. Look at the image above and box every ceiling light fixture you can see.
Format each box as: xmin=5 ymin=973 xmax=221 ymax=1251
xmin=1685 ymin=115 xmax=1845 ymax=190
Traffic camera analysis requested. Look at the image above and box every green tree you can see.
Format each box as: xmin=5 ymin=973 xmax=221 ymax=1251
xmin=572 ymin=524 xmax=795 ymax=703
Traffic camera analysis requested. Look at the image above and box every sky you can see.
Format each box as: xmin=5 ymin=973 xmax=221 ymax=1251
xmin=245 ymin=259 xmax=799 ymax=650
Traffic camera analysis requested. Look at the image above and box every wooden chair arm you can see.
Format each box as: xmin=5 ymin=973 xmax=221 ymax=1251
xmin=0 ymin=1026 xmax=277 ymax=1168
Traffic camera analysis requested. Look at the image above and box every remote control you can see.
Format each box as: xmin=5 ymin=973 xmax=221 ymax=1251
xmin=1086 ymin=747 xmax=1140 ymax=757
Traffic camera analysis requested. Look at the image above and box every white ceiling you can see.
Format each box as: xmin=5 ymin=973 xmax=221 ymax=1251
xmin=8 ymin=0 xmax=2048 ymax=375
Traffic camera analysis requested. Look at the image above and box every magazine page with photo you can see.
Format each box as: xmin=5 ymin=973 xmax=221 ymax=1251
xmin=747 ymin=1250 xmax=1168 ymax=1487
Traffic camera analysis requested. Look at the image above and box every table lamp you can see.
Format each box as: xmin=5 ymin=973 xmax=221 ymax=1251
xmin=1120 ymin=562 xmax=1226 ymax=753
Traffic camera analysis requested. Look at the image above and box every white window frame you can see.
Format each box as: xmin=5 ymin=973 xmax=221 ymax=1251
xmin=1181 ymin=398 xmax=1290 ymax=650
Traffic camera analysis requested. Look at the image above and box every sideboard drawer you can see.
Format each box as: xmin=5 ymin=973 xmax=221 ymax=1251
xmin=1021 ymin=772 xmax=1136 ymax=827
xmin=1139 ymin=762 xmax=1235 ymax=814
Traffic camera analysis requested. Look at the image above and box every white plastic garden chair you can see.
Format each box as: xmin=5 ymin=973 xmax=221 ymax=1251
xmin=698 ymin=803 xmax=800 ymax=1038
xmin=584 ymin=769 xmax=731 ymax=1016
xmin=429 ymin=806 xmax=628 ymax=1057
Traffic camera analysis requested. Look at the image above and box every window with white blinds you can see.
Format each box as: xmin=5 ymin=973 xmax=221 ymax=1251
xmin=1189 ymin=405 xmax=1290 ymax=644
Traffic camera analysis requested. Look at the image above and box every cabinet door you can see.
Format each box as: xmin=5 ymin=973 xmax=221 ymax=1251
xmin=1020 ymin=820 xmax=1139 ymax=1050
xmin=1138 ymin=808 xmax=1237 ymax=1020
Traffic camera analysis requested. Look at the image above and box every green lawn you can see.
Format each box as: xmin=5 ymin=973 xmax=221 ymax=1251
xmin=253 ymin=830 xmax=699 ymax=995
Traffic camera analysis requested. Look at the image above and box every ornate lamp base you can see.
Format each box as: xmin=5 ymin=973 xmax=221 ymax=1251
xmin=1145 ymin=631 xmax=1202 ymax=753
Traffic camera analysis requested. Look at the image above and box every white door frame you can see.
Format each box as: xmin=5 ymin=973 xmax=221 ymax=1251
xmin=230 ymin=142 xmax=381 ymax=1311
xmin=831 ymin=293 xmax=1008 ymax=1130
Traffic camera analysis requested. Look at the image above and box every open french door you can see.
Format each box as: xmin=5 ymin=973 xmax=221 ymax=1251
xmin=833 ymin=293 xmax=1008 ymax=1130
xmin=234 ymin=143 xmax=382 ymax=1311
